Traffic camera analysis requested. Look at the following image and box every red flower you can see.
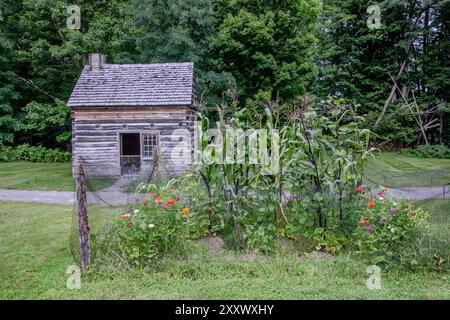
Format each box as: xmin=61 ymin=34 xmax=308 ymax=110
xmin=127 ymin=222 xmax=134 ymax=227
xmin=367 ymin=196 xmax=372 ymax=201
xmin=167 ymin=199 xmax=175 ymax=206
xmin=356 ymin=187 xmax=363 ymax=193
xmin=143 ymin=199 xmax=151 ymax=207
xmin=377 ymin=191 xmax=383 ymax=196
xmin=369 ymin=202 xmax=376 ymax=209
xmin=151 ymin=193 xmax=159 ymax=198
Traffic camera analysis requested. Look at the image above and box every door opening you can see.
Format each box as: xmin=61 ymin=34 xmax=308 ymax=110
xmin=120 ymin=133 xmax=141 ymax=175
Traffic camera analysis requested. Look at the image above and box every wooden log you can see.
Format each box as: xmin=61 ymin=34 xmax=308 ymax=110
xmin=76 ymin=164 xmax=90 ymax=271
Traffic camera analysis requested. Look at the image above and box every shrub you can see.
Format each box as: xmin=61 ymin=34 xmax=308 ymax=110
xmin=352 ymin=190 xmax=429 ymax=267
xmin=96 ymin=181 xmax=191 ymax=266
xmin=0 ymin=144 xmax=71 ymax=162
xmin=401 ymin=145 xmax=450 ymax=159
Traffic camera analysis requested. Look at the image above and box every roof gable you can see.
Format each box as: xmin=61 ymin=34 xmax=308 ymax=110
xmin=67 ymin=62 xmax=195 ymax=107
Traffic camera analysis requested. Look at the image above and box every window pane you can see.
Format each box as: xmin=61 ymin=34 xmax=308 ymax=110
xmin=143 ymin=134 xmax=157 ymax=157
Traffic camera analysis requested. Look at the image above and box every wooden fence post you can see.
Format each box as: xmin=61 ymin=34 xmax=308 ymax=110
xmin=76 ymin=164 xmax=90 ymax=271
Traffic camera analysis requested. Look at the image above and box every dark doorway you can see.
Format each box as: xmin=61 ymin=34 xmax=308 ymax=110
xmin=120 ymin=133 xmax=141 ymax=175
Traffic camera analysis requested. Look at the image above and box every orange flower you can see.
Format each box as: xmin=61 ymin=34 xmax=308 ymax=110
xmin=367 ymin=196 xmax=372 ymax=201
xmin=359 ymin=219 xmax=368 ymax=225
xmin=182 ymin=208 xmax=190 ymax=216
xmin=369 ymin=202 xmax=376 ymax=209
xmin=167 ymin=199 xmax=175 ymax=206
xmin=143 ymin=199 xmax=151 ymax=206
xmin=120 ymin=215 xmax=129 ymax=220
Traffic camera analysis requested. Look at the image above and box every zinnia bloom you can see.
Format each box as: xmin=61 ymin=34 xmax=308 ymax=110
xmin=162 ymin=205 xmax=168 ymax=209
xmin=167 ymin=199 xmax=175 ymax=206
xmin=127 ymin=222 xmax=134 ymax=227
xmin=148 ymin=224 xmax=155 ymax=228
xmin=120 ymin=215 xmax=129 ymax=220
xmin=369 ymin=202 xmax=376 ymax=209
xmin=155 ymin=197 xmax=163 ymax=204
xmin=366 ymin=225 xmax=374 ymax=232
xmin=182 ymin=207 xmax=190 ymax=216
xmin=356 ymin=187 xmax=363 ymax=193
xmin=358 ymin=219 xmax=368 ymax=225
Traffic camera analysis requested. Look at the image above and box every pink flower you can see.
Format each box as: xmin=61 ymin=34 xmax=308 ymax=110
xmin=391 ymin=208 xmax=398 ymax=216
xmin=162 ymin=205 xmax=168 ymax=209
xmin=155 ymin=197 xmax=163 ymax=204
xmin=366 ymin=225 xmax=374 ymax=232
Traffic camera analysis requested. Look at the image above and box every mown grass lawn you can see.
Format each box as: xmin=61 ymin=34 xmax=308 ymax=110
xmin=0 ymin=161 xmax=115 ymax=191
xmin=364 ymin=153 xmax=450 ymax=188
xmin=0 ymin=200 xmax=449 ymax=300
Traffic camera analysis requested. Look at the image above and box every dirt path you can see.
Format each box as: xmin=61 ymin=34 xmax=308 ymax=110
xmin=0 ymin=185 xmax=448 ymax=205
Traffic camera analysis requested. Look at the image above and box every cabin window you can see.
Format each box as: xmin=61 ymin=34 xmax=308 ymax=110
xmin=143 ymin=134 xmax=157 ymax=158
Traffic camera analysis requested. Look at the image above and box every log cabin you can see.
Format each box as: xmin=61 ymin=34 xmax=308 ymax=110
xmin=68 ymin=53 xmax=198 ymax=177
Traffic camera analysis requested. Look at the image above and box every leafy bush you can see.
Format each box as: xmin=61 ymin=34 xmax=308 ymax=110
xmin=401 ymin=145 xmax=450 ymax=159
xmin=352 ymin=189 xmax=430 ymax=268
xmin=0 ymin=144 xmax=71 ymax=162
xmin=97 ymin=181 xmax=191 ymax=266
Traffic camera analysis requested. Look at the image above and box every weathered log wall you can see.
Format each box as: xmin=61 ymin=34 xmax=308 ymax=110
xmin=72 ymin=107 xmax=195 ymax=177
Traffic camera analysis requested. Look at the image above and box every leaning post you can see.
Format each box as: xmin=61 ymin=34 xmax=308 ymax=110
xmin=76 ymin=164 xmax=90 ymax=271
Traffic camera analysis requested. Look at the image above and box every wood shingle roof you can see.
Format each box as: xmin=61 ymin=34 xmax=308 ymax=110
xmin=67 ymin=62 xmax=195 ymax=107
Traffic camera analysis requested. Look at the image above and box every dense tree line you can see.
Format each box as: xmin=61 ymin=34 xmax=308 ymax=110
xmin=0 ymin=0 xmax=448 ymax=149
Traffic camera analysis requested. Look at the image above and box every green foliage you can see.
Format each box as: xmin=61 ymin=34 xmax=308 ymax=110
xmin=22 ymin=100 xmax=71 ymax=146
xmin=0 ymin=143 xmax=71 ymax=162
xmin=213 ymin=0 xmax=320 ymax=102
xmin=281 ymin=96 xmax=374 ymax=231
xmin=314 ymin=0 xmax=450 ymax=146
xmin=352 ymin=195 xmax=428 ymax=266
xmin=401 ymin=145 xmax=450 ymax=159
xmin=134 ymin=0 xmax=235 ymax=106
xmin=97 ymin=181 xmax=190 ymax=266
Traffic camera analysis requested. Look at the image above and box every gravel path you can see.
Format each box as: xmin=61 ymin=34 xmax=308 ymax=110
xmin=0 ymin=185 xmax=448 ymax=205
xmin=0 ymin=189 xmax=135 ymax=205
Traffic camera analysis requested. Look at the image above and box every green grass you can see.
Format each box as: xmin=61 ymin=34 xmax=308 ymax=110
xmin=364 ymin=153 xmax=450 ymax=188
xmin=0 ymin=161 xmax=116 ymax=191
xmin=0 ymin=200 xmax=449 ymax=299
